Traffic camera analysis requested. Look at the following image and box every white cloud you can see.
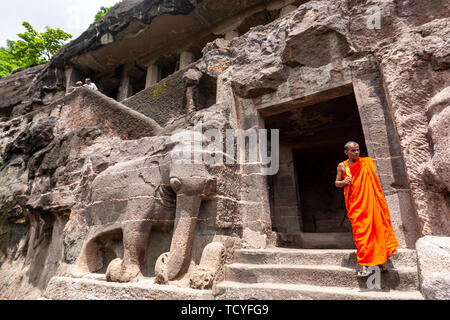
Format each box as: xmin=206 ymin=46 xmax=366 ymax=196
xmin=0 ymin=0 xmax=119 ymax=47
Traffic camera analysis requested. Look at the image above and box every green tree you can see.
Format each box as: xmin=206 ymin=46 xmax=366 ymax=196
xmin=94 ymin=6 xmax=113 ymax=21
xmin=9 ymin=22 xmax=72 ymax=65
xmin=0 ymin=22 xmax=72 ymax=78
xmin=0 ymin=47 xmax=21 ymax=78
xmin=94 ymin=2 xmax=122 ymax=21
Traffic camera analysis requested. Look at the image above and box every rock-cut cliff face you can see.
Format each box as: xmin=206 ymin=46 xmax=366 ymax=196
xmin=0 ymin=0 xmax=449 ymax=300
xmin=0 ymin=86 xmax=238 ymax=298
xmin=0 ymin=89 xmax=164 ymax=298
xmin=0 ymin=0 xmax=200 ymax=119
xmin=50 ymin=0 xmax=198 ymax=69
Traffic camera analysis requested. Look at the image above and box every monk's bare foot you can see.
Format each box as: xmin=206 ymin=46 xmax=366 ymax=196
xmin=378 ymin=265 xmax=388 ymax=273
xmin=357 ymin=266 xmax=370 ymax=277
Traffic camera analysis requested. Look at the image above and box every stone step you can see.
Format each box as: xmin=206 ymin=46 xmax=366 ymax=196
xmin=44 ymin=277 xmax=214 ymax=300
xmin=234 ymin=248 xmax=418 ymax=269
xmin=214 ymin=281 xmax=424 ymax=300
xmin=224 ymin=263 xmax=419 ymax=291
xmin=278 ymin=232 xmax=357 ymax=249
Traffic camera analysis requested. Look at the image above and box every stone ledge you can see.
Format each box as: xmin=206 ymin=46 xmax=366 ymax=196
xmin=215 ymin=281 xmax=424 ymax=300
xmin=44 ymin=277 xmax=214 ymax=300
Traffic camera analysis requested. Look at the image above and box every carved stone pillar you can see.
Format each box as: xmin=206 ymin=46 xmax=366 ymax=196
xmin=117 ymin=65 xmax=133 ymax=101
xmin=180 ymin=51 xmax=195 ymax=70
xmin=145 ymin=64 xmax=160 ymax=88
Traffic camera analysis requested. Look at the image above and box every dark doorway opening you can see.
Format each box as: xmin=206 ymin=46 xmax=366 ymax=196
xmin=130 ymin=70 xmax=147 ymax=96
xmin=294 ymin=146 xmax=358 ymax=233
xmin=265 ymin=92 xmax=367 ymax=248
xmin=159 ymin=55 xmax=179 ymax=81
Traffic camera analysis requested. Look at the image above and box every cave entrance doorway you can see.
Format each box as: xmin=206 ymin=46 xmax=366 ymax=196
xmin=265 ymin=91 xmax=368 ymax=249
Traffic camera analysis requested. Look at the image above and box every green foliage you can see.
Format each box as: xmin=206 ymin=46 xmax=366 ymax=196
xmin=0 ymin=22 xmax=72 ymax=79
xmin=94 ymin=1 xmax=123 ymax=21
xmin=0 ymin=47 xmax=21 ymax=78
xmin=95 ymin=6 xmax=114 ymax=21
xmin=11 ymin=22 xmax=72 ymax=65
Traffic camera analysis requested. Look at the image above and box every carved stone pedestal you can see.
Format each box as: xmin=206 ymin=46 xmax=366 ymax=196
xmin=44 ymin=276 xmax=214 ymax=300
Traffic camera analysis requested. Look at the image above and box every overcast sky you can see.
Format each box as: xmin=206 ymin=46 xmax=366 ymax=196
xmin=0 ymin=0 xmax=119 ymax=47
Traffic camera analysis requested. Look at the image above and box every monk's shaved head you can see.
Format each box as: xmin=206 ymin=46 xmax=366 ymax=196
xmin=345 ymin=141 xmax=359 ymax=151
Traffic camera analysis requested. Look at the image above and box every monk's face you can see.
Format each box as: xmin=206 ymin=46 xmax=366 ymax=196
xmin=345 ymin=144 xmax=360 ymax=161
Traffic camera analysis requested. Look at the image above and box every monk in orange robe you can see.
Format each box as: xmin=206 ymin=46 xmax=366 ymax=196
xmin=335 ymin=141 xmax=399 ymax=276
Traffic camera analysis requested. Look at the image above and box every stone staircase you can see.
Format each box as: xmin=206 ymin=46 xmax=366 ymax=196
xmin=214 ymin=248 xmax=424 ymax=300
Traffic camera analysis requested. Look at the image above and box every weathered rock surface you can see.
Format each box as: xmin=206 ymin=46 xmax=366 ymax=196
xmin=421 ymin=86 xmax=450 ymax=194
xmin=1 ymin=0 xmax=450 ymax=300
xmin=198 ymin=0 xmax=450 ymax=237
xmin=0 ymin=63 xmax=68 ymax=122
xmin=51 ymin=0 xmax=196 ymax=70
xmin=51 ymin=0 xmax=282 ymax=74
xmin=416 ymin=236 xmax=450 ymax=300
xmin=376 ymin=19 xmax=450 ymax=235
xmin=0 ymin=89 xmax=168 ymax=298
xmin=0 ymin=64 xmax=48 ymax=118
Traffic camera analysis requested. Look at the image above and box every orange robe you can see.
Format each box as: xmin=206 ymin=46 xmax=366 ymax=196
xmin=343 ymin=157 xmax=399 ymax=266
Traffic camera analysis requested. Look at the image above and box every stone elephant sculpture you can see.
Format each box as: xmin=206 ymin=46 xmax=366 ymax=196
xmin=71 ymin=138 xmax=216 ymax=283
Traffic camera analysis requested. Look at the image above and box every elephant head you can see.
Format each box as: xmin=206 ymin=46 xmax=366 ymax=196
xmin=155 ymin=132 xmax=217 ymax=284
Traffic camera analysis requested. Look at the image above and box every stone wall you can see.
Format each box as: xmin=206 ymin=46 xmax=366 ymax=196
xmin=121 ymin=68 xmax=188 ymax=126
xmin=0 ymin=0 xmax=449 ymax=299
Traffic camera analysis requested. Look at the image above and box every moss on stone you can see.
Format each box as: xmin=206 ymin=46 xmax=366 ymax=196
xmin=179 ymin=81 xmax=187 ymax=92
xmin=152 ymin=81 xmax=168 ymax=101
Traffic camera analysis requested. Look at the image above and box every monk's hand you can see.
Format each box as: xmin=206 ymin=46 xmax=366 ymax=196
xmin=343 ymin=177 xmax=353 ymax=185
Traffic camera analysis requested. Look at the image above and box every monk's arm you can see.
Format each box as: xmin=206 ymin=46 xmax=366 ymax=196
xmin=335 ymin=163 xmax=351 ymax=188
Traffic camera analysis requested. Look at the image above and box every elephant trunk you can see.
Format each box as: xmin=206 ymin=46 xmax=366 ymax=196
xmin=165 ymin=194 xmax=202 ymax=281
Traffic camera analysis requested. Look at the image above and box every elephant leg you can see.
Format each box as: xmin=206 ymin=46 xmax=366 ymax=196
xmin=123 ymin=220 xmax=152 ymax=268
xmin=156 ymin=194 xmax=202 ymax=282
xmin=106 ymin=220 xmax=152 ymax=283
